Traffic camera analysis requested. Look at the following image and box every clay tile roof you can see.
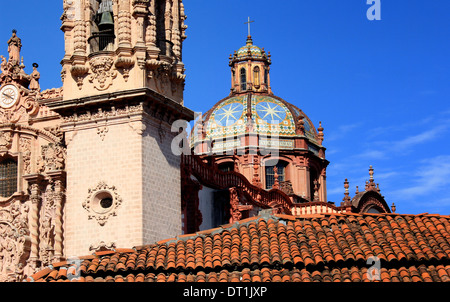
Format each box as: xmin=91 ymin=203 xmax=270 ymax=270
xmin=29 ymin=213 xmax=450 ymax=282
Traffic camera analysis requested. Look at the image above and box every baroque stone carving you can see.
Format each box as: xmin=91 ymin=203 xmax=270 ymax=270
xmin=62 ymin=103 xmax=144 ymax=123
xmin=229 ymin=187 xmax=253 ymax=224
xmin=61 ymin=0 xmax=76 ymax=22
xmin=39 ymin=182 xmax=56 ymax=267
xmin=89 ymin=241 xmax=116 ymax=252
xmin=38 ymin=143 xmax=66 ymax=173
xmin=88 ymin=57 xmax=117 ymax=91
xmin=19 ymin=137 xmax=32 ymax=174
xmin=97 ymin=126 xmax=109 ymax=141
xmin=117 ymin=10 xmax=132 ymax=45
xmin=82 ymin=181 xmax=123 ymax=226
xmin=0 ymin=200 xmax=30 ymax=282
xmin=0 ymin=131 xmax=12 ymax=150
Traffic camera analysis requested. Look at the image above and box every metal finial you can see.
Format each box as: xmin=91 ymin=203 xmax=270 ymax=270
xmin=244 ymin=17 xmax=254 ymax=37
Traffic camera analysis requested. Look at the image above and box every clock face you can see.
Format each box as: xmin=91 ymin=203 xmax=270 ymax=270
xmin=0 ymin=84 xmax=19 ymax=109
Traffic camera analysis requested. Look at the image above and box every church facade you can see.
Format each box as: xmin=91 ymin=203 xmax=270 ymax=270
xmin=0 ymin=0 xmax=391 ymax=282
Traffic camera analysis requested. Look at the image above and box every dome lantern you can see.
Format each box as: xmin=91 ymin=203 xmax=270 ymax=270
xmin=229 ymin=35 xmax=272 ymax=95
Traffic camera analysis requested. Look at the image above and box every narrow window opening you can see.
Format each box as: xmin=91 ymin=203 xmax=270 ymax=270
xmin=253 ymin=66 xmax=260 ymax=88
xmin=240 ymin=68 xmax=247 ymax=91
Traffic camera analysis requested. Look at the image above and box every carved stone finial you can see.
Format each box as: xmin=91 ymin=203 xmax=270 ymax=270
xmin=318 ymin=121 xmax=324 ymax=144
xmin=272 ymin=166 xmax=279 ymax=190
xmin=391 ymin=202 xmax=396 ymax=213
xmin=343 ymin=178 xmax=351 ymax=204
xmin=368 ymin=165 xmax=376 ymax=191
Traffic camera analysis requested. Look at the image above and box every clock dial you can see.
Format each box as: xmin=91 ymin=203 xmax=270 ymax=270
xmin=0 ymin=84 xmax=19 ymax=109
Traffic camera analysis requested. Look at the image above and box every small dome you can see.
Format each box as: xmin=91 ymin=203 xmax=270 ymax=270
xmin=236 ymin=43 xmax=263 ymax=59
xmin=231 ymin=36 xmax=270 ymax=63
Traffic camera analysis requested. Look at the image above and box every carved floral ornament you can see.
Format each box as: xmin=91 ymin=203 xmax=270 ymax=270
xmin=82 ymin=181 xmax=123 ymax=226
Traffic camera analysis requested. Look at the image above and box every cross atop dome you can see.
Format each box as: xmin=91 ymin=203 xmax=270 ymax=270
xmin=245 ymin=17 xmax=254 ymax=37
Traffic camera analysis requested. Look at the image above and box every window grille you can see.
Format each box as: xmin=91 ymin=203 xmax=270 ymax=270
xmin=0 ymin=159 xmax=17 ymax=198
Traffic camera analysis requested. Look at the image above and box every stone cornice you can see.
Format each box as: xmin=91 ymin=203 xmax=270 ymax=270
xmin=47 ymin=87 xmax=194 ymax=122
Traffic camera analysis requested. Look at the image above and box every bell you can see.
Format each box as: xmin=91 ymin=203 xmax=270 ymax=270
xmin=98 ymin=11 xmax=114 ymax=30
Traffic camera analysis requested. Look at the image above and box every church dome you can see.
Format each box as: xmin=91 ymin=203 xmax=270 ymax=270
xmin=190 ymin=35 xmax=324 ymax=154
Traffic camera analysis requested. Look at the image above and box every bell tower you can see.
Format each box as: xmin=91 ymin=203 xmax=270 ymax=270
xmin=48 ymin=0 xmax=194 ymax=257
xmin=60 ymin=0 xmax=187 ymax=103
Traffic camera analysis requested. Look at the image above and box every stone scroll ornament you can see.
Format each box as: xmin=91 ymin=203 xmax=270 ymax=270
xmin=82 ymin=182 xmax=123 ymax=226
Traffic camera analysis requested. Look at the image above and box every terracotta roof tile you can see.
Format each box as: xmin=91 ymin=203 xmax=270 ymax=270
xmin=29 ymin=213 xmax=450 ymax=282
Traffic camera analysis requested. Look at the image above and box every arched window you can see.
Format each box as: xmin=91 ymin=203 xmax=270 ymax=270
xmin=240 ymin=68 xmax=247 ymax=91
xmin=253 ymin=66 xmax=260 ymax=88
xmin=0 ymin=158 xmax=17 ymax=198
xmin=89 ymin=0 xmax=115 ymax=53
xmin=265 ymin=160 xmax=287 ymax=190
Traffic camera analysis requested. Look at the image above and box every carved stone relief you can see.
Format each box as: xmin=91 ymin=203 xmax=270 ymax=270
xmin=39 ymin=182 xmax=56 ymax=266
xmin=97 ymin=126 xmax=109 ymax=141
xmin=0 ymin=200 xmax=30 ymax=282
xmin=82 ymin=181 xmax=123 ymax=226
xmin=88 ymin=57 xmax=117 ymax=91
xmin=19 ymin=137 xmax=32 ymax=174
xmin=0 ymin=131 xmax=12 ymax=151
xmin=38 ymin=143 xmax=66 ymax=173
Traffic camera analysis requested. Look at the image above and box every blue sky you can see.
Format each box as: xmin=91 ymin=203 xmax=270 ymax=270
xmin=1 ymin=1 xmax=449 ymax=214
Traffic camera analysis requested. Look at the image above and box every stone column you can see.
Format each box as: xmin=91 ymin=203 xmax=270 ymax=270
xmin=23 ymin=174 xmax=45 ymax=271
xmin=47 ymin=171 xmax=66 ymax=262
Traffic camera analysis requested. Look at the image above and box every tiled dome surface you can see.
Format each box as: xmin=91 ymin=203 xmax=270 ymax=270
xmin=201 ymin=94 xmax=317 ymax=143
